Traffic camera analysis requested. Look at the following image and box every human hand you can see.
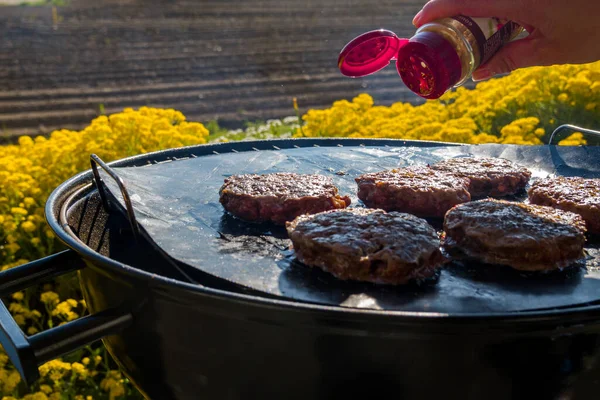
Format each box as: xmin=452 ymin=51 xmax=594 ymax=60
xmin=412 ymin=0 xmax=600 ymax=81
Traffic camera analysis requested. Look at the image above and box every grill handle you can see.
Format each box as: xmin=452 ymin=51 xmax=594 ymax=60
xmin=0 ymin=250 xmax=133 ymax=386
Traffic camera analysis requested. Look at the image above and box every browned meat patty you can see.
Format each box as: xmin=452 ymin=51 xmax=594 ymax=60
xmin=443 ymin=199 xmax=587 ymax=271
xmin=355 ymin=166 xmax=471 ymax=218
xmin=286 ymin=208 xmax=448 ymax=285
xmin=219 ymin=172 xmax=351 ymax=225
xmin=528 ymin=176 xmax=600 ymax=234
xmin=430 ymin=157 xmax=531 ymax=197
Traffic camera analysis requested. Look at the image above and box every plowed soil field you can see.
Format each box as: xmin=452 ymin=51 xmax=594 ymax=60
xmin=0 ymin=0 xmax=439 ymax=141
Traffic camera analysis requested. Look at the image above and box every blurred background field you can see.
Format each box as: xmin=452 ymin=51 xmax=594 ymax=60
xmin=0 ymin=0 xmax=430 ymax=142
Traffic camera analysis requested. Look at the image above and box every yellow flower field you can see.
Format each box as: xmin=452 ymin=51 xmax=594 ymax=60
xmin=0 ymin=61 xmax=598 ymax=399
xmin=0 ymin=107 xmax=209 ymax=399
xmin=297 ymin=62 xmax=600 ymax=145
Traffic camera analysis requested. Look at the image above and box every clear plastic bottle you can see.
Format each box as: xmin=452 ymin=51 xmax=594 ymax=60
xmin=338 ymin=16 xmax=525 ymax=99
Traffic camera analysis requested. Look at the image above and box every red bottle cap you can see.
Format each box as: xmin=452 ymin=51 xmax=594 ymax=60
xmin=338 ymin=29 xmax=462 ymax=99
xmin=338 ymin=29 xmax=408 ymax=77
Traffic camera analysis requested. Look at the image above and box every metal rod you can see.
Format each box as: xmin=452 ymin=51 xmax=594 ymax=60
xmin=0 ymin=299 xmax=38 ymax=386
xmin=548 ymin=124 xmax=600 ymax=145
xmin=29 ymin=309 xmax=133 ymax=365
xmin=0 ymin=250 xmax=84 ymax=298
xmin=90 ymin=157 xmax=110 ymax=211
xmin=90 ymin=154 xmax=141 ymax=239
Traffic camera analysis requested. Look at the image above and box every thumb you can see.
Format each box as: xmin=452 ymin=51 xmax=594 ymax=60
xmin=472 ymin=37 xmax=548 ymax=81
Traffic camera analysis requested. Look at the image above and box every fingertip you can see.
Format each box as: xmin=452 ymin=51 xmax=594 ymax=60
xmin=412 ymin=9 xmax=424 ymax=27
xmin=472 ymin=68 xmax=493 ymax=82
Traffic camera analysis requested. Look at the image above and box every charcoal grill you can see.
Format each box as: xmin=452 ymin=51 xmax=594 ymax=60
xmin=1 ymin=126 xmax=600 ymax=400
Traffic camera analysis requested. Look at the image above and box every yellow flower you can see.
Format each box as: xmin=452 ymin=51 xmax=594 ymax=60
xmin=27 ymin=326 xmax=39 ymax=335
xmin=40 ymin=291 xmax=60 ymax=305
xmin=82 ymin=357 xmax=90 ymax=365
xmin=3 ymin=221 xmax=17 ymax=233
xmin=11 ymin=207 xmax=28 ymax=216
xmin=9 ymin=302 xmax=25 ymax=313
xmin=4 ymin=370 xmax=21 ymax=392
xmin=558 ymin=132 xmax=587 ymax=146
xmin=18 ymin=136 xmax=34 ymax=147
xmin=38 ymin=359 xmax=71 ymax=379
xmin=21 ymin=220 xmax=37 ymax=233
xmin=100 ymin=370 xmax=126 ymax=399
xmin=23 ymin=197 xmax=36 ymax=207
xmin=14 ymin=314 xmax=25 ymax=326
xmin=11 ymin=291 xmax=24 ymax=301
xmin=4 ymin=243 xmax=20 ymax=254
xmin=52 ymin=301 xmax=79 ymax=321
xmin=39 ymin=384 xmax=52 ymax=394
xmin=71 ymin=362 xmax=88 ymax=378
xmin=25 ymin=393 xmax=48 ymax=400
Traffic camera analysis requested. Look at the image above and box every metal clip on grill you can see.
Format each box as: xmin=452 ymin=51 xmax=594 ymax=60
xmin=90 ymin=154 xmax=141 ymax=240
xmin=548 ymin=124 xmax=600 ymax=145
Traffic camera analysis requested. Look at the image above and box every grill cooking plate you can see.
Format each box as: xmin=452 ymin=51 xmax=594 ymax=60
xmin=94 ymin=140 xmax=600 ymax=314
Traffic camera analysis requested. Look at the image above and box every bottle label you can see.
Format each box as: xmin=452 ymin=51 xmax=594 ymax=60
xmin=451 ymin=16 xmax=521 ymax=66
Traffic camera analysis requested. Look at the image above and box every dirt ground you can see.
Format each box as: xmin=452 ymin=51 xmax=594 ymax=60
xmin=0 ymin=0 xmax=432 ymax=140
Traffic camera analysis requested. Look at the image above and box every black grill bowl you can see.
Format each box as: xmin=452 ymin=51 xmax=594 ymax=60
xmin=1 ymin=138 xmax=600 ymax=400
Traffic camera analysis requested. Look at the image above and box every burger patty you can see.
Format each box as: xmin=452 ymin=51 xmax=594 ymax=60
xmin=355 ymin=166 xmax=471 ymax=218
xmin=443 ymin=199 xmax=587 ymax=271
xmin=528 ymin=176 xmax=600 ymax=234
xmin=286 ymin=208 xmax=448 ymax=285
xmin=430 ymin=157 xmax=532 ymax=197
xmin=219 ymin=172 xmax=351 ymax=225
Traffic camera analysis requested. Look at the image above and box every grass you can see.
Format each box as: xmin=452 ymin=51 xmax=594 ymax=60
xmin=206 ymin=116 xmax=301 ymax=143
